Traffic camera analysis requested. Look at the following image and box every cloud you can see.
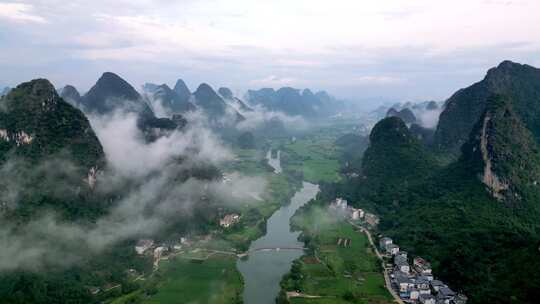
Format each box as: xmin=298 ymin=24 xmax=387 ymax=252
xmin=352 ymin=75 xmax=405 ymax=85
xmin=415 ymin=108 xmax=442 ymax=129
xmin=1 ymin=0 xmax=540 ymax=102
xmin=235 ymin=104 xmax=309 ymax=131
xmin=0 ymin=3 xmax=46 ymax=24
xmin=249 ymin=75 xmax=301 ymax=87
xmin=0 ymin=109 xmax=267 ymax=271
xmin=88 ymin=110 xmax=232 ymax=178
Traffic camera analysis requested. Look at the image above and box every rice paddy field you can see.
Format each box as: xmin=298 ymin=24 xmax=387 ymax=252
xmin=142 ymin=254 xmax=243 ymax=304
xmin=281 ymin=204 xmax=393 ymax=304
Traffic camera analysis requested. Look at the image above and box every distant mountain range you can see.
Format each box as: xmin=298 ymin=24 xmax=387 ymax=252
xmin=386 ymin=107 xmax=417 ymax=124
xmin=246 ymin=87 xmax=342 ymax=117
xmin=143 ymin=81 xmax=196 ymax=114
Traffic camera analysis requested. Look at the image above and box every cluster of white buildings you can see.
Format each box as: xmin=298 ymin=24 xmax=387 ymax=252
xmin=135 ymin=237 xmax=189 ymax=256
xmin=220 ymin=213 xmax=241 ymax=228
xmin=379 ymin=237 xmax=468 ymax=304
xmin=329 ymin=198 xmax=364 ymax=220
xmin=329 ymin=198 xmax=380 ymax=227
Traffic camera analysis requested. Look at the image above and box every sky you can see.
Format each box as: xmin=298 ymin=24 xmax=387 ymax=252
xmin=1 ymin=0 xmax=540 ymax=104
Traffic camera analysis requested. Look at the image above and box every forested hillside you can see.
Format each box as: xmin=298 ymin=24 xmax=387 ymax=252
xmin=331 ymin=61 xmax=540 ymax=304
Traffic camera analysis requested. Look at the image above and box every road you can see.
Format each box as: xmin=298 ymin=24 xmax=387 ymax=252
xmin=348 ymin=221 xmax=405 ymax=304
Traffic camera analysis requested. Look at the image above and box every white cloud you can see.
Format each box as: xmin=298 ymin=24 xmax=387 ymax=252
xmin=0 ymin=3 xmax=46 ymax=23
xmin=249 ymin=75 xmax=300 ymax=87
xmin=1 ymin=0 xmax=540 ymax=100
xmin=89 ymin=110 xmax=232 ymax=178
xmin=352 ymin=76 xmax=405 ymax=85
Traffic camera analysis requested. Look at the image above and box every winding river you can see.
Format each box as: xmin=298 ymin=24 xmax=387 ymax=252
xmin=236 ymin=151 xmax=319 ymax=304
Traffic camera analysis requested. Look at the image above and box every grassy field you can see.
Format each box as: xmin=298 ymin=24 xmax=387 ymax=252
xmin=279 ymin=124 xmax=353 ymax=184
xmin=109 ymin=145 xmax=301 ymax=304
xmin=142 ymin=254 xmax=242 ymax=304
xmin=281 ymin=203 xmax=392 ymax=304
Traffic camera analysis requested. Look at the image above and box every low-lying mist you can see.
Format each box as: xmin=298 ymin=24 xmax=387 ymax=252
xmin=0 ymin=107 xmax=267 ymax=271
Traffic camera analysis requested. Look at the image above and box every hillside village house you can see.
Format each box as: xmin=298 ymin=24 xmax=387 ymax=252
xmin=395 ymin=272 xmax=414 ymax=297
xmin=415 ymin=276 xmax=431 ymax=295
xmin=220 ymin=213 xmax=240 ymax=228
xmin=414 ymin=257 xmax=433 ymax=276
xmin=430 ymin=280 xmax=445 ymax=293
xmin=379 ymin=237 xmax=393 ymax=250
xmin=437 ymin=286 xmax=456 ymax=304
xmin=386 ymin=243 xmax=400 ymax=255
xmin=153 ymin=246 xmax=167 ymax=259
xmin=330 ymin=197 xmax=348 ymax=209
xmin=410 ymin=288 xmax=420 ymax=301
xmin=419 ymin=294 xmax=436 ymax=304
xmin=365 ymin=212 xmax=379 ymax=226
xmin=395 ymin=255 xmax=410 ymax=273
xmin=384 ymin=235 xmax=467 ymax=304
xmin=350 ymin=208 xmax=364 ymax=220
xmin=135 ymin=239 xmax=154 ymax=255
xmin=329 ymin=197 xmax=365 ymax=221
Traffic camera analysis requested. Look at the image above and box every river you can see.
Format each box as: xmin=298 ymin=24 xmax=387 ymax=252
xmin=236 ymin=150 xmax=319 ymax=304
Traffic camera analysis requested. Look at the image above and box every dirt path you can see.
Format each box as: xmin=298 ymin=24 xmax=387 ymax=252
xmin=286 ymin=291 xmax=326 ymax=299
xmin=348 ymin=221 xmax=404 ymax=304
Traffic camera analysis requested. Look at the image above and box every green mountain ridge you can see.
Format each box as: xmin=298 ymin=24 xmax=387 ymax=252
xmin=0 ymin=79 xmax=104 ymax=169
xmin=361 ymin=116 xmax=435 ymax=188
xmin=435 ymin=60 xmax=540 ymax=154
xmin=0 ymin=78 xmax=109 ymax=221
xmin=460 ymin=94 xmax=540 ymax=206
xmin=333 ymin=65 xmax=540 ymax=303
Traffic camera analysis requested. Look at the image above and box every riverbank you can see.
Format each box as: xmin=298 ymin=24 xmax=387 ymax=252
xmin=107 ymin=147 xmax=301 ymax=304
xmin=277 ymin=201 xmax=394 ymax=304
xmin=238 ymin=181 xmax=319 ymax=304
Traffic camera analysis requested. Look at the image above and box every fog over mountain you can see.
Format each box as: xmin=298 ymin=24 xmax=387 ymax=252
xmin=0 ymin=77 xmax=267 ymax=271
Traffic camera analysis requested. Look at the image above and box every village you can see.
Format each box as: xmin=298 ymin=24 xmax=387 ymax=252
xmin=329 ymin=198 xmax=468 ymax=304
xmin=133 ymin=212 xmax=242 ymax=266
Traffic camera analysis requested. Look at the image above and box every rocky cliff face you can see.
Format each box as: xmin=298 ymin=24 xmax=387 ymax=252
xmin=460 ymin=94 xmax=540 ymax=204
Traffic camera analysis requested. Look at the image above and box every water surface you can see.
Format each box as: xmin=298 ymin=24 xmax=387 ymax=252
xmin=237 ymin=181 xmax=319 ymax=304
